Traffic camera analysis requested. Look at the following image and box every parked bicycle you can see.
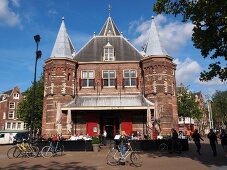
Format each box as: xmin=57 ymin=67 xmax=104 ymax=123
xmin=7 ymin=140 xmax=39 ymax=159
xmin=41 ymin=140 xmax=64 ymax=158
xmin=106 ymin=143 xmax=142 ymax=167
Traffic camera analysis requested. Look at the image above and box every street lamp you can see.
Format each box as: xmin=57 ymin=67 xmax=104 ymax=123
xmin=30 ymin=35 xmax=42 ymax=141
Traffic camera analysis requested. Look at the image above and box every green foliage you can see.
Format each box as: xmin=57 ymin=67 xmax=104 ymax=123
xmin=211 ymin=90 xmax=227 ymax=127
xmin=17 ymin=74 xmax=44 ymax=130
xmin=177 ymin=87 xmax=202 ymax=119
xmin=154 ymin=0 xmax=227 ymax=81
xmin=91 ymin=136 xmax=99 ymax=144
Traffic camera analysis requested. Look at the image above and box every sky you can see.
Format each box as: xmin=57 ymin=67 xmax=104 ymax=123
xmin=0 ymin=0 xmax=226 ymax=98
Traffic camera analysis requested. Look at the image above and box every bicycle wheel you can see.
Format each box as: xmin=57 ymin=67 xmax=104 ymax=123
xmin=106 ymin=149 xmax=120 ymax=166
xmin=159 ymin=143 xmax=168 ymax=152
xmin=27 ymin=146 xmax=39 ymax=158
xmin=7 ymin=146 xmax=17 ymax=159
xmin=13 ymin=147 xmax=23 ymax=158
xmin=41 ymin=146 xmax=53 ymax=158
xmin=130 ymin=152 xmax=142 ymax=167
xmin=56 ymin=145 xmax=64 ymax=156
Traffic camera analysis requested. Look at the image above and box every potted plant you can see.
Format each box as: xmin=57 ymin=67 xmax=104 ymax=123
xmin=92 ymin=136 xmax=100 ymax=152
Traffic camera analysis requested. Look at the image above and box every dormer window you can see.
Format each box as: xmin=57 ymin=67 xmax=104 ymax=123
xmin=13 ymin=93 xmax=19 ymax=99
xmin=103 ymin=42 xmax=115 ymax=61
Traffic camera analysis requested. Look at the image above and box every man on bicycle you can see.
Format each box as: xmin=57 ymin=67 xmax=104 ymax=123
xmin=119 ymin=131 xmax=129 ymax=157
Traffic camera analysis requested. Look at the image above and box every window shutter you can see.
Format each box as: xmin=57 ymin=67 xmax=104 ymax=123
xmin=101 ymin=78 xmax=103 ymax=89
xmin=136 ymin=77 xmax=139 ymax=89
xmin=93 ymin=78 xmax=95 ymax=90
xmin=122 ymin=78 xmax=125 ymax=89
xmin=115 ymin=78 xmax=117 ymax=89
xmin=79 ymin=78 xmax=82 ymax=89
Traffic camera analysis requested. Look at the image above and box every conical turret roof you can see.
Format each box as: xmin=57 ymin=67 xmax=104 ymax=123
xmin=145 ymin=17 xmax=168 ymax=56
xmin=50 ymin=17 xmax=75 ymax=58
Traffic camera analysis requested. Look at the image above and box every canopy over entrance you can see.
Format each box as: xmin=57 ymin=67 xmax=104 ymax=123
xmin=62 ymin=95 xmax=154 ymax=110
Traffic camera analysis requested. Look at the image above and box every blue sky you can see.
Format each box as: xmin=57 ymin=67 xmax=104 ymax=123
xmin=0 ymin=0 xmax=226 ymax=97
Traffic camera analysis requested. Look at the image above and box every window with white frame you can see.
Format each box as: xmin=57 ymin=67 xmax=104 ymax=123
xmin=81 ymin=71 xmax=94 ymax=87
xmin=9 ymin=102 xmax=15 ymax=109
xmin=6 ymin=122 xmax=11 ymax=129
xmin=124 ymin=70 xmax=136 ymax=86
xmin=12 ymin=122 xmax=16 ymax=129
xmin=103 ymin=42 xmax=115 ymax=61
xmin=13 ymin=93 xmax=19 ymax=99
xmin=103 ymin=70 xmax=116 ymax=87
xmin=8 ymin=111 xmax=14 ymax=119
xmin=17 ymin=122 xmax=21 ymax=129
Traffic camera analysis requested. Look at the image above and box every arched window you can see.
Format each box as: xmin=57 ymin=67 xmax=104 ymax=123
xmin=67 ymin=73 xmax=71 ymax=81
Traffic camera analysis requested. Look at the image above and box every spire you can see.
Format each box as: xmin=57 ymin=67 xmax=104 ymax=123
xmin=145 ymin=16 xmax=168 ymax=56
xmin=99 ymin=6 xmax=121 ymax=36
xmin=50 ymin=17 xmax=75 ymax=59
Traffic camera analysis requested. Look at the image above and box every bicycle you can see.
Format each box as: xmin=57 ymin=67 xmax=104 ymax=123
xmin=106 ymin=144 xmax=142 ymax=167
xmin=41 ymin=140 xmax=64 ymax=158
xmin=7 ymin=140 xmax=39 ymax=159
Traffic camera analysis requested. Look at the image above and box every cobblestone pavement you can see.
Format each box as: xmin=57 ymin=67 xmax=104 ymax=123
xmin=0 ymin=139 xmax=226 ymax=170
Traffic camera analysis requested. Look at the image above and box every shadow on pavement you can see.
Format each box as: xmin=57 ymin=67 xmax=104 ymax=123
xmin=0 ymin=161 xmax=97 ymax=170
xmin=144 ymin=142 xmax=227 ymax=168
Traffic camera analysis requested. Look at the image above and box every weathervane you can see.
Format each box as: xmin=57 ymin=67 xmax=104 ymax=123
xmin=108 ymin=4 xmax=111 ymax=17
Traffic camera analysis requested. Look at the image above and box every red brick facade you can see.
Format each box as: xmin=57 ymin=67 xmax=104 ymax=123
xmin=0 ymin=87 xmax=25 ymax=130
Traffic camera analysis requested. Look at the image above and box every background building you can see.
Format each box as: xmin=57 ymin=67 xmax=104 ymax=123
xmin=0 ymin=86 xmax=26 ymax=130
xmin=42 ymin=14 xmax=178 ymax=139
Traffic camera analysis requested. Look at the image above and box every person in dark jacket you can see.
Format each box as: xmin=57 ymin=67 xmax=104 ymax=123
xmin=170 ymin=128 xmax=178 ymax=153
xmin=207 ymin=129 xmax=218 ymax=156
xmin=219 ymin=129 xmax=227 ymax=157
xmin=192 ymin=129 xmax=204 ymax=155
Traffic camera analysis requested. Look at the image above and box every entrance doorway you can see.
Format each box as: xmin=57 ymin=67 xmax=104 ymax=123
xmin=100 ymin=114 xmax=119 ymax=139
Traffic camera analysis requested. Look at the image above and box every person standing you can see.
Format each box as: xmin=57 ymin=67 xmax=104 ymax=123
xmin=207 ymin=129 xmax=218 ymax=156
xmin=219 ymin=129 xmax=227 ymax=157
xmin=192 ymin=129 xmax=204 ymax=155
xmin=170 ymin=128 xmax=178 ymax=153
xmin=103 ymin=130 xmax=107 ymax=146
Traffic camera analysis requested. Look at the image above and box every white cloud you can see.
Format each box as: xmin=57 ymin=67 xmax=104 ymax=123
xmin=175 ymin=58 xmax=201 ymax=84
xmin=131 ymin=14 xmax=194 ymax=54
xmin=0 ymin=0 xmax=21 ymax=27
xmin=48 ymin=9 xmax=58 ymax=16
xmin=196 ymin=77 xmax=226 ymax=86
xmin=12 ymin=0 xmax=20 ymax=7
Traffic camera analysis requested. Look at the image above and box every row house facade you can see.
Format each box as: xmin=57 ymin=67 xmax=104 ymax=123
xmin=0 ymin=86 xmax=26 ymax=131
xmin=42 ymin=14 xmax=178 ymax=139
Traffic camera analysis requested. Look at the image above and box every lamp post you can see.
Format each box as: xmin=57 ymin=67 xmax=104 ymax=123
xmin=30 ymin=35 xmax=42 ymax=141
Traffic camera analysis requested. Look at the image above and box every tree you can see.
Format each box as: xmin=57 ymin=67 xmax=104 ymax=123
xmin=211 ymin=90 xmax=227 ymax=128
xmin=17 ymin=74 xmax=44 ymax=130
xmin=154 ymin=0 xmax=227 ymax=81
xmin=177 ymin=87 xmax=202 ymax=120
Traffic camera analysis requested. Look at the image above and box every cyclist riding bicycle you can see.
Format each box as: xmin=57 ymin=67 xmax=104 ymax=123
xmin=119 ymin=131 xmax=129 ymax=157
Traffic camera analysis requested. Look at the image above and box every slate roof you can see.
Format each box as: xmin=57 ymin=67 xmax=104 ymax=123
xmin=75 ymin=36 xmax=143 ymax=62
xmin=74 ymin=16 xmax=143 ymax=62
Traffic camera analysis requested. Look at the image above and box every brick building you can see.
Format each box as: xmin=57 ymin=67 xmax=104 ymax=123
xmin=42 ymin=15 xmax=178 ymax=138
xmin=0 ymin=86 xmax=25 ymax=130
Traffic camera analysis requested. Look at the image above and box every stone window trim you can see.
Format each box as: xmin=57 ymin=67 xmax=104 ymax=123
xmin=102 ymin=70 xmax=116 ymax=87
xmin=9 ymin=102 xmax=15 ymax=109
xmin=6 ymin=122 xmax=11 ymax=129
xmin=80 ymin=70 xmax=95 ymax=89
